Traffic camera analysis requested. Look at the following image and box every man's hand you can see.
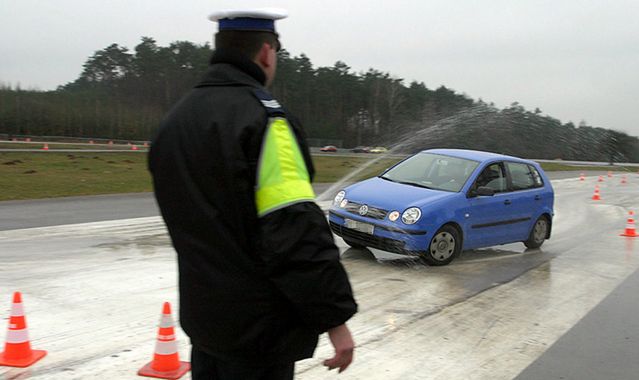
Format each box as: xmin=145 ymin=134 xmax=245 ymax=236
xmin=323 ymin=323 xmax=354 ymax=373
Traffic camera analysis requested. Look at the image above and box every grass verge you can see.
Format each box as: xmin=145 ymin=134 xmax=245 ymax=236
xmin=0 ymin=152 xmax=635 ymax=201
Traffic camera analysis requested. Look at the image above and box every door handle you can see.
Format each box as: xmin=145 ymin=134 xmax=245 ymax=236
xmin=504 ymin=199 xmax=512 ymax=205
xmin=534 ymin=195 xmax=541 ymax=200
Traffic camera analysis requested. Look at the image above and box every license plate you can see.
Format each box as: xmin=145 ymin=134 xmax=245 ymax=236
xmin=345 ymin=219 xmax=374 ymax=234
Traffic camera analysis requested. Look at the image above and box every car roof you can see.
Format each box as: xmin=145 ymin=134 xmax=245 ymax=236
xmin=421 ymin=149 xmax=534 ymax=164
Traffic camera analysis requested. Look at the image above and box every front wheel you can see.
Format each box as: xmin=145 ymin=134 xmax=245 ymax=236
xmin=421 ymin=225 xmax=461 ymax=266
xmin=524 ymin=216 xmax=549 ymax=249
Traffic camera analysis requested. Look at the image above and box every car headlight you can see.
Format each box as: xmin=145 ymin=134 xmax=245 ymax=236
xmin=333 ymin=190 xmax=346 ymax=206
xmin=402 ymin=207 xmax=422 ymax=224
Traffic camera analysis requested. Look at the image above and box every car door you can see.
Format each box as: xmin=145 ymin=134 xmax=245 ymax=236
xmin=503 ymin=161 xmax=547 ymax=240
xmin=464 ymin=162 xmax=519 ymax=248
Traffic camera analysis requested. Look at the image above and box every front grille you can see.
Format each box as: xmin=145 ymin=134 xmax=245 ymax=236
xmin=343 ymin=201 xmax=389 ymax=220
xmin=330 ymin=221 xmax=419 ymax=255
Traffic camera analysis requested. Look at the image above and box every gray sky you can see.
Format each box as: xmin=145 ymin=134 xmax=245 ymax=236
xmin=1 ymin=0 xmax=638 ymax=136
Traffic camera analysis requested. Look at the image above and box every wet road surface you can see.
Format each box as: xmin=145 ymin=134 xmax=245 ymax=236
xmin=0 ymin=172 xmax=607 ymax=231
xmin=1 ymin=173 xmax=638 ymax=379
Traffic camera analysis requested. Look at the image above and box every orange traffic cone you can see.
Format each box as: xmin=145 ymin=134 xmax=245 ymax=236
xmin=592 ymin=185 xmax=601 ymax=201
xmin=41 ymin=144 xmax=49 ymax=151
xmin=0 ymin=292 xmax=47 ymax=367
xmin=621 ymin=175 xmax=627 ymax=184
xmin=138 ymin=302 xmax=190 ymax=379
xmin=620 ymin=211 xmax=639 ymax=237
xmin=131 ymin=145 xmax=139 ymax=151
xmin=598 ymin=175 xmax=604 ymax=182
xmin=579 ymin=173 xmax=585 ymax=181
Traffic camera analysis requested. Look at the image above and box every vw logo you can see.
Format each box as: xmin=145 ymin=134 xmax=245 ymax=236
xmin=358 ymin=205 xmax=369 ymax=216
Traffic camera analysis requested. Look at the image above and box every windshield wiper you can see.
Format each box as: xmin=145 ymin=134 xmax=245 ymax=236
xmin=378 ymin=176 xmax=396 ymax=182
xmin=396 ymin=181 xmax=433 ymax=189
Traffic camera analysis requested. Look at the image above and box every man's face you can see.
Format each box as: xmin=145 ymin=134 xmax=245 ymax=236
xmin=264 ymin=43 xmax=278 ymax=87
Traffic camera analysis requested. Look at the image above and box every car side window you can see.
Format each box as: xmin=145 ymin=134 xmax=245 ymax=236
xmin=528 ymin=165 xmax=544 ymax=187
xmin=474 ymin=163 xmax=507 ymax=193
xmin=506 ymin=162 xmax=537 ymax=190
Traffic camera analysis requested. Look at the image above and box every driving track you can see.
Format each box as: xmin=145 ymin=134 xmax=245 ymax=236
xmin=1 ymin=173 xmax=638 ymax=379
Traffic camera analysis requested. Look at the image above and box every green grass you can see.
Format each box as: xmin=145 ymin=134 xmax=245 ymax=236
xmin=0 ymin=142 xmax=145 ymax=150
xmin=538 ymin=162 xmax=637 ymax=172
xmin=312 ymin=156 xmax=402 ymax=182
xmin=0 ymin=152 xmax=151 ymax=201
xmin=0 ymin=152 xmax=636 ymax=201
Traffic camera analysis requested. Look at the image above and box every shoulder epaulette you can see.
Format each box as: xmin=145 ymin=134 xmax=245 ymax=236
xmin=252 ymin=88 xmax=285 ymax=117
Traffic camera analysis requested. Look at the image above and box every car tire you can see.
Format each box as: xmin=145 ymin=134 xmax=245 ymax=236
xmin=421 ymin=225 xmax=461 ymax=266
xmin=343 ymin=238 xmax=365 ymax=249
xmin=524 ymin=216 xmax=549 ymax=249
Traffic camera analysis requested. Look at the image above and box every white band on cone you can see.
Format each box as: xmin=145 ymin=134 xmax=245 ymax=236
xmin=11 ymin=303 xmax=24 ymax=317
xmin=158 ymin=334 xmax=175 ymax=341
xmin=6 ymin=328 xmax=29 ymax=344
xmin=159 ymin=315 xmax=174 ymax=328
xmin=154 ymin=340 xmax=178 ymax=355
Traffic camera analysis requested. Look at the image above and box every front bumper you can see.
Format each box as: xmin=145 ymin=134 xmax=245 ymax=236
xmin=329 ymin=210 xmax=428 ymax=255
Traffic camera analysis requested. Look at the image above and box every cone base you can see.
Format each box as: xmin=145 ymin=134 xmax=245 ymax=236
xmin=620 ymin=232 xmax=639 ymax=237
xmin=138 ymin=361 xmax=190 ymax=379
xmin=0 ymin=349 xmax=47 ymax=368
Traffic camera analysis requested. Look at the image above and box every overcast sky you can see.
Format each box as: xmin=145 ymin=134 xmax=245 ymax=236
xmin=1 ymin=0 xmax=638 ymax=136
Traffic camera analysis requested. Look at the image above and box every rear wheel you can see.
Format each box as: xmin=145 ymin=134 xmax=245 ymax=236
xmin=421 ymin=225 xmax=461 ymax=266
xmin=524 ymin=216 xmax=549 ymax=249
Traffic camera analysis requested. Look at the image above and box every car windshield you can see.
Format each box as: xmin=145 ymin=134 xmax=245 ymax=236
xmin=380 ymin=153 xmax=480 ymax=192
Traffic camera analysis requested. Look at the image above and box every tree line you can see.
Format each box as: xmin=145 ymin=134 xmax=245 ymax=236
xmin=1 ymin=37 xmax=637 ymax=162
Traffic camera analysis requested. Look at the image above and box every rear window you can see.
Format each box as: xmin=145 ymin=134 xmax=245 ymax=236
xmin=506 ymin=162 xmax=543 ymax=190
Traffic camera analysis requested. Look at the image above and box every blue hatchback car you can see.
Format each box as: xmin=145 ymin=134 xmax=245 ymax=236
xmin=329 ymin=149 xmax=554 ymax=265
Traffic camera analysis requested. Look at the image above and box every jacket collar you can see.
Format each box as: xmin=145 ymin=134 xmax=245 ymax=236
xmin=197 ymin=49 xmax=266 ymax=88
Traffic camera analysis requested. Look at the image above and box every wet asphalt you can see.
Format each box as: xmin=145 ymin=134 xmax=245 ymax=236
xmin=0 ymin=171 xmax=600 ymax=232
xmin=516 ymin=266 xmax=639 ymax=380
xmin=1 ymin=170 xmax=638 ymax=379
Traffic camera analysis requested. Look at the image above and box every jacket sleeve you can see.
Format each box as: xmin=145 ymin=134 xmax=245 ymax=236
xmin=252 ymin=113 xmax=357 ymax=332
xmin=259 ymin=202 xmax=357 ymax=333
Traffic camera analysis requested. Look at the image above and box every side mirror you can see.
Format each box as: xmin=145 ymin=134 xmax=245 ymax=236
xmin=476 ymin=186 xmax=495 ymax=196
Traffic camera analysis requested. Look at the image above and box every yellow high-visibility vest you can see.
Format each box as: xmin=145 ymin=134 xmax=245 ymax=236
xmin=255 ymin=117 xmax=315 ymax=217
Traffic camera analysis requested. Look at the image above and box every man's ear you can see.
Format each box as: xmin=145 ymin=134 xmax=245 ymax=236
xmin=257 ymin=42 xmax=272 ymax=68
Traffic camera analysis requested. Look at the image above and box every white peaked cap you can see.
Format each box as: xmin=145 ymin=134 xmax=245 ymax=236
xmin=209 ymin=8 xmax=288 ymax=22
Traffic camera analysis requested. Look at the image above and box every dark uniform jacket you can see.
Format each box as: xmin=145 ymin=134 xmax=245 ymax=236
xmin=148 ymin=49 xmax=357 ymax=365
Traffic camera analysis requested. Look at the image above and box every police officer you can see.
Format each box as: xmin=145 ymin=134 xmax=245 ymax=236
xmin=148 ymin=8 xmax=358 ymax=380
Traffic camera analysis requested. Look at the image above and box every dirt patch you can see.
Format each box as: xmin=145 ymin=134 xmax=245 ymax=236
xmin=2 ymin=160 xmax=23 ymax=165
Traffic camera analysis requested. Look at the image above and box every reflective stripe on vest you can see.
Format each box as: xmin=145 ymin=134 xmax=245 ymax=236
xmin=256 ymin=117 xmax=315 ymax=217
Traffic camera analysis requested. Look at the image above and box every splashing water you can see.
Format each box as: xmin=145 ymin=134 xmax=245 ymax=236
xmin=316 ymin=105 xmax=488 ymax=202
